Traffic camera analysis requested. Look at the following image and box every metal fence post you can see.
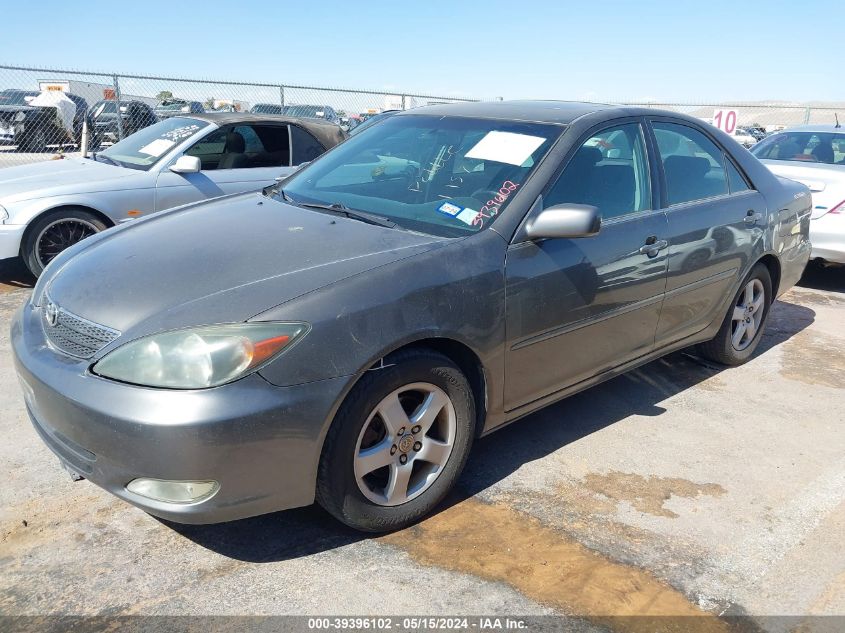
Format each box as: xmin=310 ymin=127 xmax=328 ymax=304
xmin=280 ymin=86 xmax=285 ymax=108
xmin=112 ymin=74 xmax=124 ymax=141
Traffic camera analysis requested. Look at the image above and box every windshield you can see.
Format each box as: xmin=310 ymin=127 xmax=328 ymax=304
xmin=348 ymin=111 xmax=398 ymax=137
xmin=277 ymin=114 xmax=561 ymax=237
xmin=252 ymin=103 xmax=283 ymax=114
xmin=285 ymin=105 xmax=328 ymax=119
xmin=0 ymin=90 xmax=38 ymax=106
xmin=751 ymin=131 xmax=845 ymax=165
xmin=91 ymin=100 xmax=125 ymax=117
xmin=98 ymin=117 xmax=209 ymax=170
xmin=157 ymin=101 xmax=191 ymax=112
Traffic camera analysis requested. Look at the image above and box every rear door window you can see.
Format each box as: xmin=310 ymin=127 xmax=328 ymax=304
xmin=651 ymin=122 xmax=729 ymax=206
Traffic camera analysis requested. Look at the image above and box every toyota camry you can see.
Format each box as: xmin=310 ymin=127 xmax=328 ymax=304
xmin=12 ymin=101 xmax=811 ymax=532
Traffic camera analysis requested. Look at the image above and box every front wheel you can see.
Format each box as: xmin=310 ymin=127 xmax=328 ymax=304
xmin=697 ymin=263 xmax=772 ymax=365
xmin=316 ymin=349 xmax=475 ymax=532
xmin=22 ymin=209 xmax=108 ymax=277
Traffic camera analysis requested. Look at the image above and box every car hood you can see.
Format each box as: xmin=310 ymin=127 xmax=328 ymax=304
xmin=0 ymin=157 xmax=139 ymax=204
xmin=45 ymin=192 xmax=445 ymax=337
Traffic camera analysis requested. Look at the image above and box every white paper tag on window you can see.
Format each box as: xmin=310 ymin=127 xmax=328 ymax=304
xmin=138 ymin=138 xmax=176 ymax=157
xmin=465 ymin=131 xmax=546 ymax=166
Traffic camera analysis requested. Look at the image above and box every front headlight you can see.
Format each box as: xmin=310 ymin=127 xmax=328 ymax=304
xmin=0 ymin=205 xmax=7 ymax=223
xmin=93 ymin=322 xmax=309 ymax=389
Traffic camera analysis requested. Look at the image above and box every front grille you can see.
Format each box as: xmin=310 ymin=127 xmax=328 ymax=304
xmin=41 ymin=297 xmax=120 ymax=359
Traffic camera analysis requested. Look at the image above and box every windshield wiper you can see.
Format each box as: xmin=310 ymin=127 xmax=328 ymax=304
xmin=282 ymin=191 xmax=398 ymax=229
xmin=94 ymin=153 xmax=120 ymax=167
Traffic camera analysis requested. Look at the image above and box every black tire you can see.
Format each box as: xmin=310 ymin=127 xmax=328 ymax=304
xmin=698 ymin=263 xmax=772 ymax=366
xmin=22 ymin=208 xmax=108 ymax=278
xmin=316 ymin=348 xmax=475 ymax=532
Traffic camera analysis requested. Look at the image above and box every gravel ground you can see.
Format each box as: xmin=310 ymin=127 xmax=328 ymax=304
xmin=0 ymin=256 xmax=843 ymax=632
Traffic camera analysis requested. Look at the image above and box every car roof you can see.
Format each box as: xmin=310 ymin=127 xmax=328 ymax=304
xmin=395 ymin=100 xmax=635 ymax=125
xmin=190 ymin=112 xmax=339 ymax=128
xmin=176 ymin=113 xmax=347 ymax=148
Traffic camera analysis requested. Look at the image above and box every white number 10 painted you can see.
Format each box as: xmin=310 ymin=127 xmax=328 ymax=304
xmin=713 ymin=109 xmax=738 ymax=135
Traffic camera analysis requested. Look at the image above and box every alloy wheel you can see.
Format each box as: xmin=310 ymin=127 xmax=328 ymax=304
xmin=35 ymin=218 xmax=100 ymax=269
xmin=353 ymin=382 xmax=456 ymax=506
xmin=731 ymin=278 xmax=765 ymax=351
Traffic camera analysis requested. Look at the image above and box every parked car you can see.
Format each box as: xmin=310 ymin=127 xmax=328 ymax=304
xmin=732 ymin=127 xmax=759 ymax=148
xmin=0 ymin=89 xmax=88 ymax=152
xmin=250 ymin=103 xmax=284 ymax=115
xmin=154 ymin=99 xmax=205 ymax=119
xmin=87 ymin=100 xmax=158 ymax=148
xmin=11 ymin=101 xmax=811 ymax=532
xmin=751 ymin=125 xmax=845 ymax=264
xmin=347 ymin=109 xmax=400 ymax=137
xmin=0 ymin=113 xmax=345 ymax=276
xmin=283 ymin=104 xmax=341 ymax=124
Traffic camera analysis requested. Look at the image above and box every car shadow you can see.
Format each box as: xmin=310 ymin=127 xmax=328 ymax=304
xmin=0 ymin=257 xmax=36 ymax=291
xmin=169 ymin=297 xmax=816 ymax=563
xmin=798 ymin=261 xmax=844 ymax=293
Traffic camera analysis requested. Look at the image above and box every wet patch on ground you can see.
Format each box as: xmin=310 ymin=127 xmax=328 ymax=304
xmin=576 ymin=472 xmax=727 ymax=519
xmin=381 ymin=498 xmax=728 ymax=632
xmin=780 ymin=330 xmax=845 ymax=388
xmin=783 ymin=288 xmax=845 ymax=307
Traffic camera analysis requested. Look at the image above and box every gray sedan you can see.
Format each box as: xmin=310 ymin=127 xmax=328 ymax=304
xmin=0 ymin=113 xmax=345 ymax=276
xmin=12 ymin=101 xmax=811 ymax=532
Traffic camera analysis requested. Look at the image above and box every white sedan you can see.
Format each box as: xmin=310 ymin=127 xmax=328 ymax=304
xmin=751 ymin=125 xmax=845 ymax=264
xmin=0 ymin=113 xmax=344 ymax=276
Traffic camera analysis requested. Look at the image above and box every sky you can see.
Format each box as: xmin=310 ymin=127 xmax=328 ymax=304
xmin=2 ymin=0 xmax=842 ymax=105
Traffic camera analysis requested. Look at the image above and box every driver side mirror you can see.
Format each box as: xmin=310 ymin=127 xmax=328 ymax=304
xmin=169 ymin=155 xmax=201 ymax=174
xmin=525 ymin=204 xmax=601 ymax=240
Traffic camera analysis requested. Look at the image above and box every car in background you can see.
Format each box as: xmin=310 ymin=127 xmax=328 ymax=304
xmin=751 ymin=125 xmax=845 ymax=264
xmin=11 ymin=102 xmax=810 ymax=532
xmin=154 ymin=99 xmax=205 ymax=119
xmin=0 ymin=113 xmax=345 ymax=276
xmin=87 ymin=100 xmax=158 ymax=148
xmin=347 ymin=109 xmax=400 ymax=137
xmin=733 ymin=127 xmax=759 ymax=148
xmin=284 ymin=104 xmax=341 ymax=124
xmin=250 ymin=103 xmax=284 ymax=115
xmin=0 ymin=89 xmax=88 ymax=152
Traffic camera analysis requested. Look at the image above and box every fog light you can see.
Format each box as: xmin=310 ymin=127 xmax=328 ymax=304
xmin=126 ymin=478 xmax=219 ymax=504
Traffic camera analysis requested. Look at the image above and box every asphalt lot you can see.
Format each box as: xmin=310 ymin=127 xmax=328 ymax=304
xmin=0 ymin=256 xmax=843 ymax=631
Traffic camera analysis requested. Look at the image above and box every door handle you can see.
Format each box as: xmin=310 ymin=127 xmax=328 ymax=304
xmin=639 ymin=238 xmax=668 ymax=258
xmin=744 ymin=209 xmax=762 ymax=224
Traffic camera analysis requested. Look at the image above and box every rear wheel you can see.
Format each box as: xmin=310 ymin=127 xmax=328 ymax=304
xmin=698 ymin=263 xmax=772 ymax=365
xmin=316 ymin=349 xmax=475 ymax=532
xmin=22 ymin=209 xmax=108 ymax=277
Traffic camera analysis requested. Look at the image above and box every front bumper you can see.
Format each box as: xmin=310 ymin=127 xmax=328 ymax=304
xmin=0 ymin=223 xmax=26 ymax=260
xmin=11 ymin=302 xmax=349 ymax=524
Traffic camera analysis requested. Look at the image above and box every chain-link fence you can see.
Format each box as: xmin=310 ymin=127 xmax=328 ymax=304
xmin=2 ymin=63 xmax=844 ymax=169
xmin=617 ymin=101 xmax=843 ymax=129
xmin=0 ymin=64 xmax=478 ymax=167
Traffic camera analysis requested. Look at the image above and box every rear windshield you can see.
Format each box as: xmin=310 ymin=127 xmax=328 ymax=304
xmin=751 ymin=131 xmax=845 ymax=165
xmin=284 ymin=105 xmax=329 ymax=119
xmin=98 ymin=117 xmax=208 ymax=170
xmin=252 ymin=103 xmax=283 ymax=114
xmin=277 ymin=114 xmax=562 ymax=237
